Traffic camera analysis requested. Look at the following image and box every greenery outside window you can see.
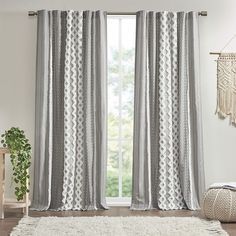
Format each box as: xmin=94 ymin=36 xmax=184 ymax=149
xmin=106 ymin=16 xmax=135 ymax=205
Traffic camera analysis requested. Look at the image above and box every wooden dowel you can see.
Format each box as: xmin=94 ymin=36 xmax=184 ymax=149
xmin=209 ymin=52 xmax=221 ymax=55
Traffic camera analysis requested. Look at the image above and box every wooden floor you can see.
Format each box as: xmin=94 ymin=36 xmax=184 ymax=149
xmin=0 ymin=207 xmax=236 ymax=236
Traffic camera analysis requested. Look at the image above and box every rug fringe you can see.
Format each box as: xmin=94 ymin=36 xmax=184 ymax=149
xmin=10 ymin=217 xmax=39 ymax=236
xmin=200 ymin=219 xmax=228 ymax=235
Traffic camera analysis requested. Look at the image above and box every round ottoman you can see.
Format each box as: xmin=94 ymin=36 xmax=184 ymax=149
xmin=202 ymin=188 xmax=236 ymax=222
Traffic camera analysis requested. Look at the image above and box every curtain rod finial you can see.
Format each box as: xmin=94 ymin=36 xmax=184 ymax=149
xmin=199 ymin=11 xmax=207 ymax=16
xmin=28 ymin=11 xmax=37 ymax=16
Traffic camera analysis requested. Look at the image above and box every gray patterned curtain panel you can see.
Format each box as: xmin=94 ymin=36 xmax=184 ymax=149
xmin=131 ymin=11 xmax=205 ymax=210
xmin=32 ymin=10 xmax=108 ymax=211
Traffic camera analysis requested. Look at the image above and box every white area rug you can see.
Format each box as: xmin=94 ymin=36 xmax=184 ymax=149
xmin=10 ymin=216 xmax=228 ymax=236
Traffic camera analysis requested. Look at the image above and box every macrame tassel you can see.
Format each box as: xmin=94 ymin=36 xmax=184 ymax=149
xmin=216 ymin=53 xmax=236 ymax=126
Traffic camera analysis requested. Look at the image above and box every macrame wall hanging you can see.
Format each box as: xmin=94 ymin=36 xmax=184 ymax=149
xmin=216 ymin=53 xmax=236 ymax=124
xmin=211 ymin=35 xmax=236 ymax=126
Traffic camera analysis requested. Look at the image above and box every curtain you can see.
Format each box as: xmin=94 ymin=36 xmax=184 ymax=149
xmin=131 ymin=11 xmax=205 ymax=210
xmin=32 ymin=10 xmax=108 ymax=211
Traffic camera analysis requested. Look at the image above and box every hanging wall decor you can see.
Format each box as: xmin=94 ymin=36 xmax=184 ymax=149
xmin=210 ymin=33 xmax=236 ymax=126
xmin=215 ymin=53 xmax=236 ymax=125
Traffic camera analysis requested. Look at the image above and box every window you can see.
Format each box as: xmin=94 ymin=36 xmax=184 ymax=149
xmin=106 ymin=16 xmax=136 ymax=205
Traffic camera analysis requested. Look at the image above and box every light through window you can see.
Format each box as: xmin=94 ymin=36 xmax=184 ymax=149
xmin=106 ymin=15 xmax=136 ymax=204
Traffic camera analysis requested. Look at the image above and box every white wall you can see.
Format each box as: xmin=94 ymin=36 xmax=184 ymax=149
xmin=0 ymin=0 xmax=236 ymax=199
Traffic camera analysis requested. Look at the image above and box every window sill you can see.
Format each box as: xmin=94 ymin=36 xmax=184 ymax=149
xmin=106 ymin=197 xmax=131 ymax=207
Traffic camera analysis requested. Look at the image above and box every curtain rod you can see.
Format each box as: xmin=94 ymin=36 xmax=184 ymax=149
xmin=28 ymin=10 xmax=207 ymax=17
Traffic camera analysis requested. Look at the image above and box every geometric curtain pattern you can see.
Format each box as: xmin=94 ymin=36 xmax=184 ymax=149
xmin=131 ymin=11 xmax=205 ymax=210
xmin=62 ymin=11 xmax=84 ymax=210
xmin=157 ymin=12 xmax=185 ymax=210
xmin=32 ymin=10 xmax=204 ymax=211
xmin=32 ymin=10 xmax=108 ymax=211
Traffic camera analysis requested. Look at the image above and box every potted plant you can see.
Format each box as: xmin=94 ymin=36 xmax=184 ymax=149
xmin=1 ymin=127 xmax=31 ymax=201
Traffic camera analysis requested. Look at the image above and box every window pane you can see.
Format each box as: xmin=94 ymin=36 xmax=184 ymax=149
xmin=106 ymin=141 xmax=119 ymax=197
xmin=108 ymin=18 xmax=119 ymax=139
xmin=122 ymin=140 xmax=133 ymax=197
xmin=107 ymin=16 xmax=135 ymax=200
xmin=108 ymin=76 xmax=119 ymax=139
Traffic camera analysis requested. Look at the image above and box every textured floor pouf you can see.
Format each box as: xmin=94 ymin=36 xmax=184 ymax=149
xmin=202 ymin=188 xmax=236 ymax=222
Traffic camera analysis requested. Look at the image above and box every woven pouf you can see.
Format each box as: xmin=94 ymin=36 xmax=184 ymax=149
xmin=202 ymin=188 xmax=236 ymax=222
